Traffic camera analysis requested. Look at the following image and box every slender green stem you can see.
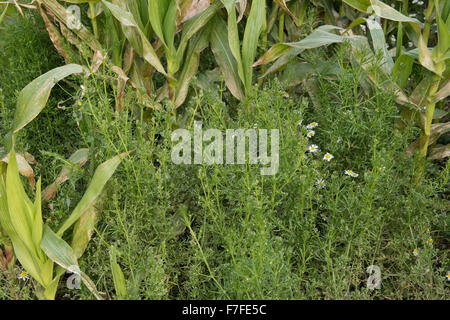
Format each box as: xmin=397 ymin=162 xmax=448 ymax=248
xmin=89 ymin=2 xmax=99 ymax=40
xmin=423 ymin=0 xmax=435 ymax=45
xmin=418 ymin=75 xmax=440 ymax=158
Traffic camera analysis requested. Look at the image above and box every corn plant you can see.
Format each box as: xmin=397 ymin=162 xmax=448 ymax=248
xmin=256 ymin=0 xmax=450 ymax=161
xmin=0 ymin=64 xmax=129 ymax=299
xmin=342 ymin=0 xmax=450 ymax=160
xmin=34 ymin=0 xmax=221 ymax=111
xmin=209 ymin=0 xmax=266 ymax=101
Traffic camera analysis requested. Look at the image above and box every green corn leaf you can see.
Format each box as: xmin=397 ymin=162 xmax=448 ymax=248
xmin=175 ymin=1 xmax=221 ymax=74
xmin=392 ymin=54 xmax=414 ymax=89
xmin=174 ymin=24 xmax=211 ymax=107
xmin=220 ymin=0 xmax=245 ymax=87
xmin=32 ymin=178 xmax=44 ymax=259
xmin=255 ymin=25 xmax=362 ymax=67
xmin=365 ymin=17 xmax=394 ymax=73
xmin=71 ymin=195 xmax=103 ymax=259
xmin=343 ymin=0 xmax=421 ymax=34
xmin=9 ymin=64 xmax=83 ymax=136
xmin=148 ymin=0 xmax=170 ymax=48
xmin=435 ymin=0 xmax=450 ymax=58
xmin=163 ymin=1 xmax=177 ymax=52
xmin=102 ymin=0 xmax=167 ymax=76
xmin=57 ymin=152 xmax=130 ymax=236
xmin=259 ymin=47 xmax=304 ymax=79
xmin=6 ymin=150 xmax=35 ymax=251
xmin=431 ymin=79 xmax=450 ymax=104
xmin=40 ymin=225 xmax=102 ymax=299
xmin=210 ymin=17 xmax=245 ymax=100
xmin=110 ymin=247 xmax=127 ymax=299
xmin=42 ymin=148 xmax=89 ymax=201
xmin=241 ymin=0 xmax=266 ymax=91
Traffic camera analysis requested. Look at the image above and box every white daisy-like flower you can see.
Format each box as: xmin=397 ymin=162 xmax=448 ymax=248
xmin=306 ymin=122 xmax=318 ymax=129
xmin=307 ymin=130 xmax=315 ymax=138
xmin=412 ymin=249 xmax=419 ymax=257
xmin=297 ymin=120 xmax=303 ymax=127
xmin=345 ymin=170 xmax=358 ymax=177
xmin=308 ymin=144 xmax=319 ymax=153
xmin=446 ymin=271 xmax=450 ymax=282
xmin=18 ymin=271 xmax=29 ymax=281
xmin=283 ymin=92 xmax=290 ymax=98
xmin=315 ymin=194 xmax=322 ymax=200
xmin=323 ymin=153 xmax=334 ymax=161
xmin=316 ymin=179 xmax=326 ymax=189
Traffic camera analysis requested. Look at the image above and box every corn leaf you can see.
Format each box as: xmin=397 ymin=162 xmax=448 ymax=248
xmin=110 ymin=247 xmax=127 ymax=299
xmin=102 ymin=0 xmax=167 ymax=76
xmin=42 ymin=148 xmax=89 ymax=201
xmin=241 ymin=0 xmax=266 ymax=91
xmin=40 ymin=225 xmax=102 ymax=299
xmin=9 ymin=64 xmax=83 ymax=135
xmin=210 ymin=17 xmax=245 ymax=100
xmin=57 ymin=152 xmax=130 ymax=236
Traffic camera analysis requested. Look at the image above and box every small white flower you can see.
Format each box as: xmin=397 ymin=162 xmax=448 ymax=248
xmin=307 ymin=130 xmax=315 ymax=138
xmin=408 ymin=41 xmax=414 ymax=47
xmin=412 ymin=0 xmax=418 ymax=4
xmin=297 ymin=120 xmax=303 ymax=127
xmin=315 ymin=194 xmax=322 ymax=200
xmin=390 ymin=35 xmax=396 ymax=43
xmin=413 ymin=249 xmax=419 ymax=257
xmin=306 ymin=122 xmax=318 ymax=129
xmin=18 ymin=271 xmax=29 ymax=281
xmin=446 ymin=271 xmax=450 ymax=282
xmin=316 ymin=179 xmax=326 ymax=189
xmin=345 ymin=170 xmax=358 ymax=177
xmin=253 ymin=123 xmax=258 ymax=129
xmin=308 ymin=144 xmax=319 ymax=153
xmin=283 ymin=92 xmax=290 ymax=98
xmin=323 ymin=153 xmax=334 ymax=161
xmin=418 ymin=1 xmax=424 ymax=5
